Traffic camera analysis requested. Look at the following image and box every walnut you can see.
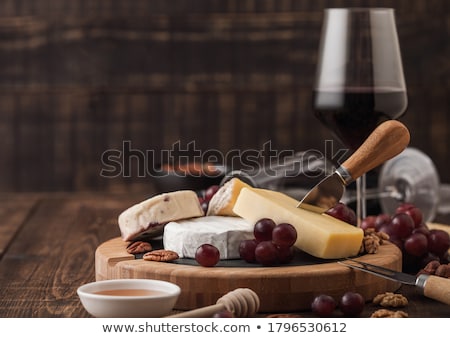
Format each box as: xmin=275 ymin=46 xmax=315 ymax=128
xmin=359 ymin=229 xmax=390 ymax=254
xmin=373 ymin=292 xmax=408 ymax=307
xmin=363 ymin=235 xmax=380 ymax=254
xmin=371 ymin=309 xmax=408 ymax=318
xmin=374 ymin=230 xmax=390 ymax=242
xmin=365 ymin=228 xmax=389 ymax=239
xmin=360 ymin=232 xmax=377 ymax=253
xmin=126 ymin=241 xmax=152 ymax=254
xmin=143 ymin=249 xmax=179 ymax=262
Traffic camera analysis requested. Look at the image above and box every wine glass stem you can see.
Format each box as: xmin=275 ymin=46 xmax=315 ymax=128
xmin=356 ymin=175 xmax=367 ymax=226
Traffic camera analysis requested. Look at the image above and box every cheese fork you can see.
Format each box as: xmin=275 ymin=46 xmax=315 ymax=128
xmin=338 ymin=258 xmax=450 ymax=305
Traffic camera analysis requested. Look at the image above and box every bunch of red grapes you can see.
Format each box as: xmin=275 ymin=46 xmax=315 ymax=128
xmin=361 ymin=203 xmax=450 ymax=272
xmin=326 ymin=202 xmax=450 ymax=273
xmin=239 ymin=218 xmax=297 ymax=266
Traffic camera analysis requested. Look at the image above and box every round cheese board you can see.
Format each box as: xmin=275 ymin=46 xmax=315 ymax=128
xmin=95 ymin=237 xmax=402 ymax=313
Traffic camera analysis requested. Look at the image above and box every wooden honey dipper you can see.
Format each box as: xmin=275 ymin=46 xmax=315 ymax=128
xmin=166 ymin=288 xmax=260 ymax=318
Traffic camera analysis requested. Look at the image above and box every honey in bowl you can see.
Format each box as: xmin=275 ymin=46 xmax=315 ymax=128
xmin=77 ymin=279 xmax=181 ymax=317
xmin=94 ymin=289 xmax=168 ymax=297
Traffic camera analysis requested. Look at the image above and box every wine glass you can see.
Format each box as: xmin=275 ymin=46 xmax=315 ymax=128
xmin=378 ymin=147 xmax=440 ymax=222
xmin=312 ymin=8 xmax=407 ymax=223
xmin=341 ymin=147 xmax=440 ymax=222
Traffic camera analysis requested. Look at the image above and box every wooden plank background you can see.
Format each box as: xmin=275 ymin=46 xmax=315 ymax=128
xmin=0 ymin=0 xmax=448 ymax=192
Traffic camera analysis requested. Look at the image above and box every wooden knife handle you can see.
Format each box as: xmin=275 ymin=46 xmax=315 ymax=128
xmin=342 ymin=120 xmax=410 ymax=181
xmin=422 ymin=275 xmax=450 ymax=305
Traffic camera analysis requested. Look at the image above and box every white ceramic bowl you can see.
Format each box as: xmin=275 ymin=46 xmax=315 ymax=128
xmin=77 ymin=279 xmax=181 ymax=318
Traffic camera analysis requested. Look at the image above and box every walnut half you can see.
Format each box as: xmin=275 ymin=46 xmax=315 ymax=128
xmin=359 ymin=228 xmax=390 ymax=254
xmin=373 ymin=292 xmax=408 ymax=307
xmin=371 ymin=309 xmax=408 ymax=318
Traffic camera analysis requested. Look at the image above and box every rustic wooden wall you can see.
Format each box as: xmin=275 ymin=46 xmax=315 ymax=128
xmin=0 ymin=0 xmax=448 ymax=192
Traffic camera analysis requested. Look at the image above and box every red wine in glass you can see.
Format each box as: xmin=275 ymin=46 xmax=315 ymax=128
xmin=313 ymin=8 xmax=408 ymax=221
xmin=313 ymin=87 xmax=407 ymax=151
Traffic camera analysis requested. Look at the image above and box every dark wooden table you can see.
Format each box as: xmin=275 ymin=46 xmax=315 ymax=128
xmin=0 ymin=192 xmax=449 ymax=318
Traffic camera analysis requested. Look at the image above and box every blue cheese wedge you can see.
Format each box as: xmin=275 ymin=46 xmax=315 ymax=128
xmin=163 ymin=216 xmax=253 ymax=259
xmin=118 ymin=190 xmax=204 ymax=241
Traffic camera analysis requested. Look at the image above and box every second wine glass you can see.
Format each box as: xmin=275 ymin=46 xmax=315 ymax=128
xmin=313 ymin=8 xmax=408 ymax=222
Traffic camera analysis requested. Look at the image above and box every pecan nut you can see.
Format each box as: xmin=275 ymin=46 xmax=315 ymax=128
xmin=435 ymin=264 xmax=450 ymax=278
xmin=143 ymin=249 xmax=179 ymax=262
xmin=422 ymin=260 xmax=441 ymax=275
xmin=126 ymin=241 xmax=152 ymax=254
xmin=417 ymin=261 xmax=450 ymax=278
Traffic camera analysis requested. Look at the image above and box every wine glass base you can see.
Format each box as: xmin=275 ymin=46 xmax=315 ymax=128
xmin=378 ymin=147 xmax=440 ymax=222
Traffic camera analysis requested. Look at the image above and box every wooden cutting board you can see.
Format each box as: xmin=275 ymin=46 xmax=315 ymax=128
xmin=95 ymin=237 xmax=402 ymax=313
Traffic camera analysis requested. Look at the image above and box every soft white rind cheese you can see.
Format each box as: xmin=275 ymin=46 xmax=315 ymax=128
xmin=163 ymin=216 xmax=253 ymax=259
xmin=118 ymin=190 xmax=204 ymax=241
xmin=206 ymin=178 xmax=252 ymax=216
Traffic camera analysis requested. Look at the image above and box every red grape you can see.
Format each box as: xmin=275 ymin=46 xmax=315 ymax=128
xmin=198 ymin=197 xmax=209 ymax=214
xmin=239 ymin=239 xmax=258 ymax=263
xmin=204 ymin=185 xmax=220 ymax=200
xmin=388 ymin=236 xmax=404 ymax=251
xmin=254 ymin=218 xmax=276 ymax=242
xmin=339 ymin=291 xmax=365 ymax=317
xmin=428 ymin=229 xmax=450 ymax=256
xmin=404 ymin=233 xmax=428 ymax=257
xmin=378 ymin=224 xmax=395 ymax=238
xmin=311 ymin=294 xmax=336 ymax=317
xmin=272 ymin=223 xmax=297 ymax=248
xmin=389 ymin=213 xmax=414 ymax=239
xmin=326 ymin=202 xmax=357 ymax=226
xmin=254 ymin=241 xmax=278 ymax=266
xmin=395 ymin=203 xmax=423 ymax=227
xmin=375 ymin=214 xmax=391 ymax=231
xmin=276 ymin=245 xmax=294 ymax=264
xmin=395 ymin=203 xmax=416 ymax=214
xmin=195 ymin=244 xmax=220 ymax=267
xmin=360 ymin=216 xmax=376 ymax=230
xmin=412 ymin=224 xmax=431 ymax=237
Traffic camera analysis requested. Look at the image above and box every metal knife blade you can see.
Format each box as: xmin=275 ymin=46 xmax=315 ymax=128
xmin=338 ymin=259 xmax=450 ymax=305
xmin=338 ymin=259 xmax=416 ymax=285
xmin=296 ymin=169 xmax=349 ymax=213
xmin=296 ymin=120 xmax=410 ymax=212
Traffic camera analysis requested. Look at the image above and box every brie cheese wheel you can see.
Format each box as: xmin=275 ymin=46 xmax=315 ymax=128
xmin=118 ymin=190 xmax=204 ymax=241
xmin=163 ymin=216 xmax=253 ymax=259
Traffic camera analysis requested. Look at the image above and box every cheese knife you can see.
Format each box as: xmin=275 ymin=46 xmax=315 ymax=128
xmin=296 ymin=120 xmax=410 ymax=213
xmin=338 ymin=258 xmax=450 ymax=305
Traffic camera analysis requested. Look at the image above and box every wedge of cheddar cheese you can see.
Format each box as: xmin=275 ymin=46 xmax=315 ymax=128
xmin=233 ymin=187 xmax=363 ymax=259
xmin=118 ymin=190 xmax=204 ymax=241
xmin=206 ymin=178 xmax=252 ymax=216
